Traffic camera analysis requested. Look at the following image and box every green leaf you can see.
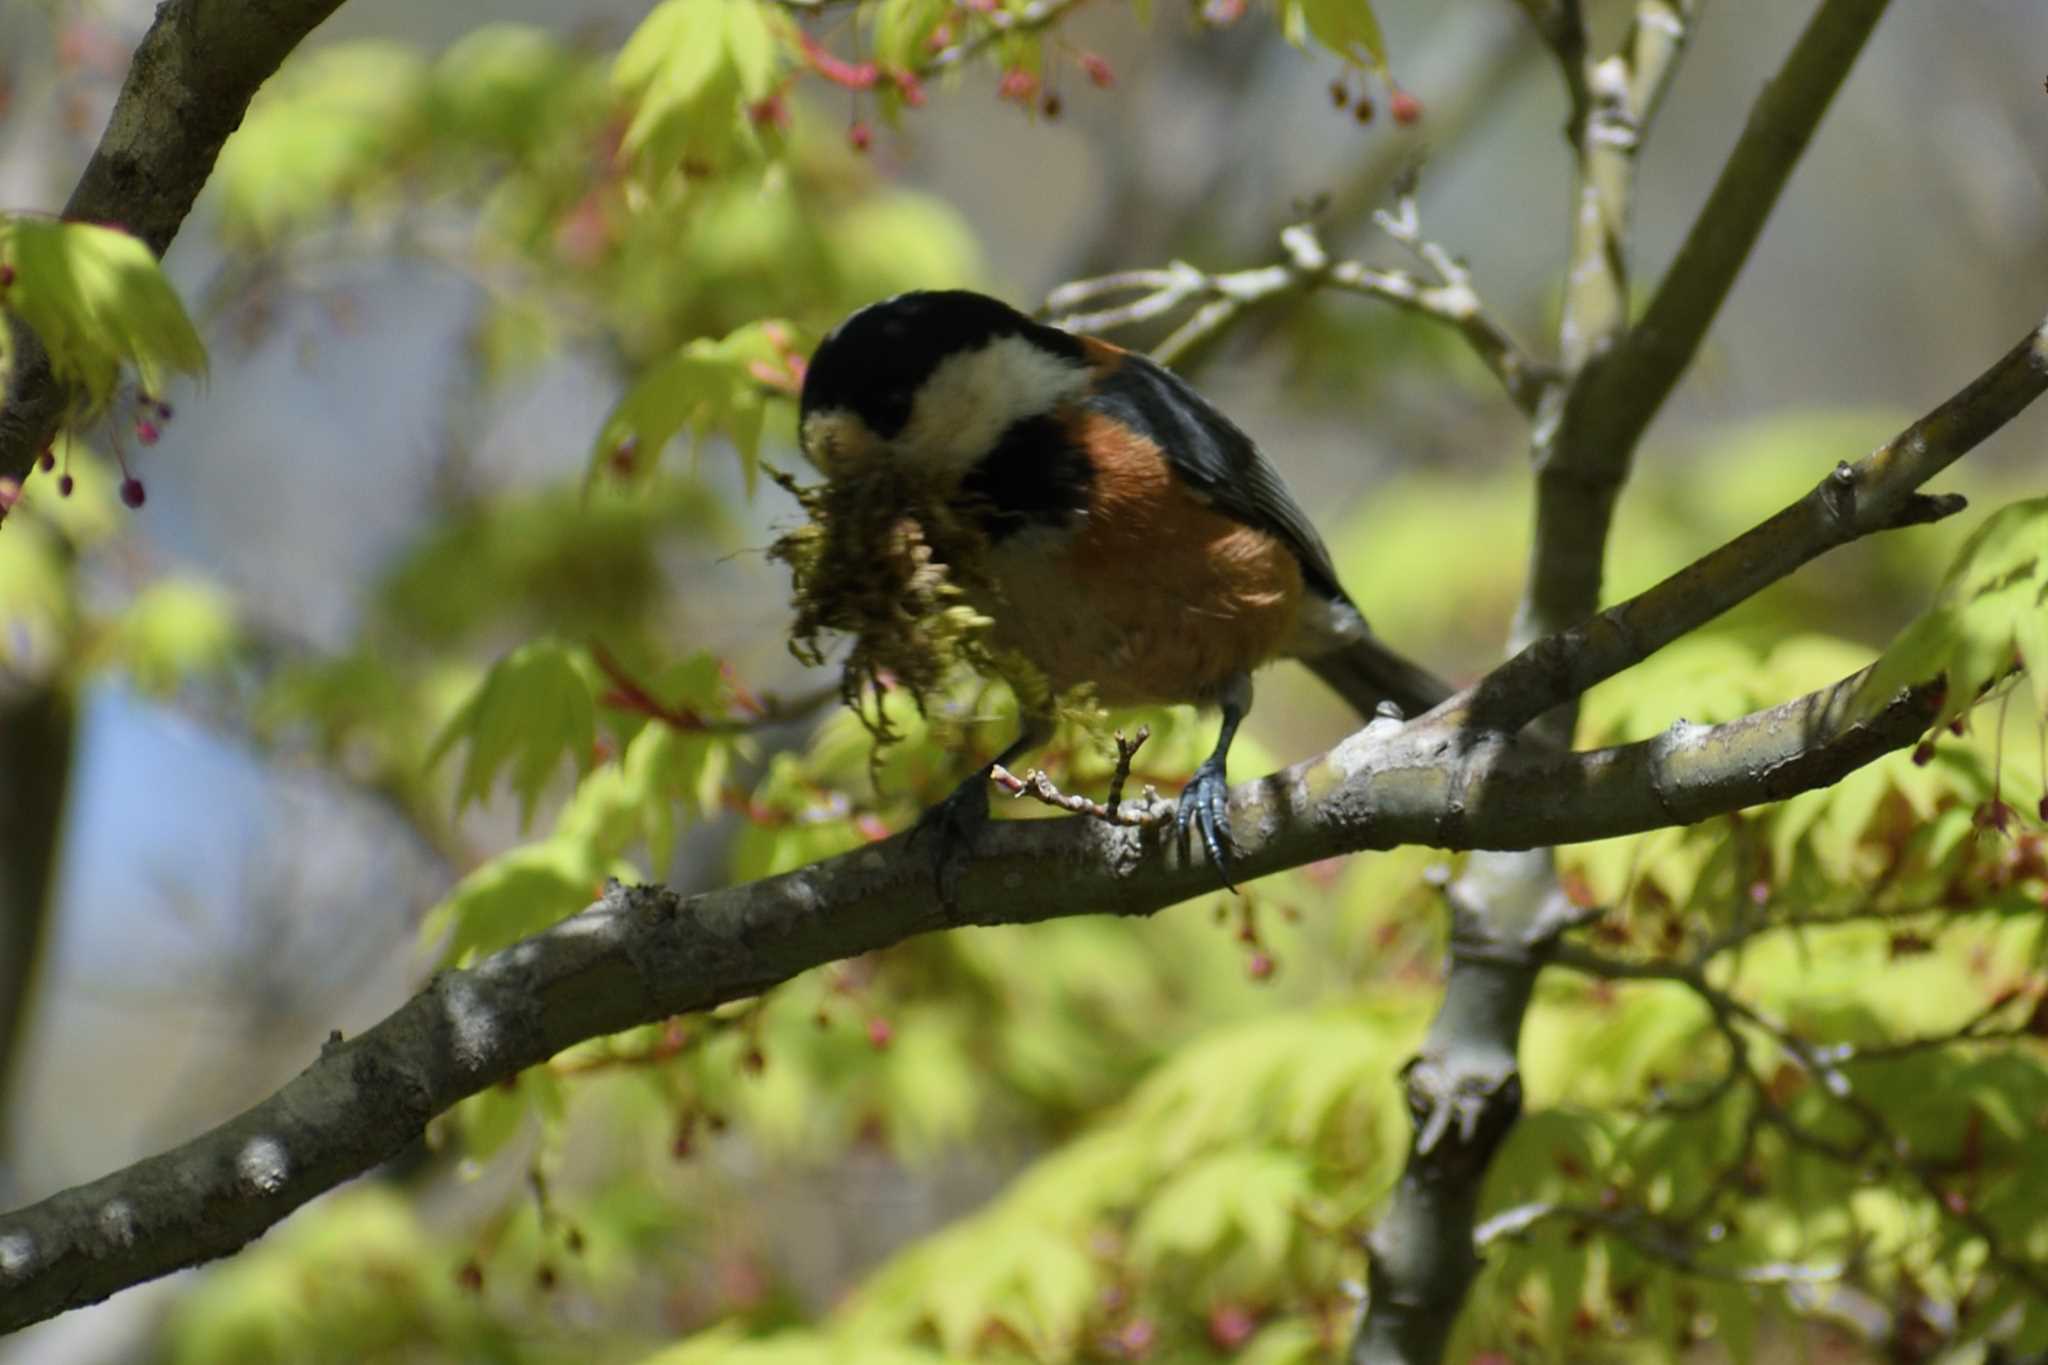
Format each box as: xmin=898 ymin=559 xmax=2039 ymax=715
xmin=1857 ymin=496 xmax=2048 ymax=726
xmin=429 ymin=24 xmax=581 ymax=151
xmin=449 ymin=1077 xmax=531 ymax=1163
xmin=99 ymin=579 xmax=240 ymax=695
xmin=430 ymin=640 xmax=599 ymax=825
xmin=612 ymin=0 xmax=786 ymax=174
xmin=1288 ymin=0 xmax=1387 ymax=70
xmin=424 ymin=839 xmax=603 ymax=964
xmin=212 ymin=43 xmax=428 ymax=245
xmin=872 ymin=0 xmax=950 ymax=71
xmin=590 ymin=321 xmax=792 ymax=491
xmin=0 ymin=217 xmax=207 ymax=413
xmin=641 ymin=1327 xmax=957 ymax=1365
xmin=1128 ymin=1147 xmax=1312 ymax=1270
xmin=0 ymin=519 xmax=71 ymax=670
xmin=723 ymin=0 xmax=779 ymax=101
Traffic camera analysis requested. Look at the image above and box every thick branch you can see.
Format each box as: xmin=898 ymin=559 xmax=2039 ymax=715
xmin=1516 ymin=0 xmax=1889 ymax=675
xmin=1357 ymin=7 xmax=1871 ymax=1360
xmin=1580 ymin=0 xmax=1888 ymax=461
xmin=1474 ymin=314 xmax=2048 ymax=732
xmin=0 ymin=0 xmax=348 ymax=497
xmin=0 ymin=662 xmax=1944 ymax=1331
xmin=0 ymin=687 xmax=72 ymax=1171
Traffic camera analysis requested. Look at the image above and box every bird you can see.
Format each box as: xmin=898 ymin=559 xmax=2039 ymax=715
xmin=797 ymin=289 xmax=1449 ymax=890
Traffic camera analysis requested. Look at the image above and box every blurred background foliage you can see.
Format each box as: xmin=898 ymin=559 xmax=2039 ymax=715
xmin=1 ymin=0 xmax=2047 ymax=1362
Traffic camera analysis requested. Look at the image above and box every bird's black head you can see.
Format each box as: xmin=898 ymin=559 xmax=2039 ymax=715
xmin=799 ymin=290 xmax=1088 ymax=478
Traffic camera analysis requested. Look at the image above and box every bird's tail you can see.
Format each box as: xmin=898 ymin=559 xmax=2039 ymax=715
xmin=1304 ymin=635 xmax=1454 ymax=722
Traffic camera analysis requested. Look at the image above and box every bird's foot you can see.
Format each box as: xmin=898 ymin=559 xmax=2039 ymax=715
xmin=908 ymin=771 xmax=993 ymax=914
xmin=1175 ymin=756 xmax=1238 ymax=892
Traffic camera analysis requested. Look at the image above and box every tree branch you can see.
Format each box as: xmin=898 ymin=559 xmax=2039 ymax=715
xmin=0 ymin=657 xmax=1947 ymax=1331
xmin=1473 ymin=312 xmax=2047 ymax=731
xmin=1555 ymin=935 xmax=2048 ymax=1303
xmin=1048 ymin=212 xmax=1552 ymax=411
xmin=1580 ymin=0 xmax=1888 ymax=463
xmin=1355 ymin=6 xmax=1882 ymax=1360
xmin=1515 ymin=0 xmax=1889 ymax=680
xmin=0 ymin=686 xmax=72 ymax=1186
xmin=0 ymin=0 xmax=349 ymax=501
xmin=1476 ymin=1199 xmax=1843 ymax=1286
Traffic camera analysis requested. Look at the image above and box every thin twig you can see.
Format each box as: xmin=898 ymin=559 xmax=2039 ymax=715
xmin=591 ymin=643 xmax=836 ymax=735
xmin=1470 ymin=313 xmax=2043 ymax=734
xmin=925 ymin=0 xmax=1087 ymax=71
xmin=990 ymin=756 xmax=1165 ymax=828
xmin=1049 ymin=214 xmax=1553 ymax=413
xmin=1476 ymin=1199 xmax=1843 ymax=1286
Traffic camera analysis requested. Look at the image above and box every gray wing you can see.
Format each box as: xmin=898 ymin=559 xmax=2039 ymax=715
xmin=1079 ymin=350 xmax=1348 ymax=601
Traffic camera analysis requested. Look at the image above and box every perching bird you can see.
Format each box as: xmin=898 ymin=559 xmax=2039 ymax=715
xmin=797 ymin=289 xmax=1448 ymax=888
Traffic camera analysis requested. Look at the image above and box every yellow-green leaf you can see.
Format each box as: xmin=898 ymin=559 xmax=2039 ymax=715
xmin=430 ymin=640 xmax=599 ymax=825
xmin=0 ymin=217 xmax=207 ymax=412
xmin=1856 ymin=496 xmax=2048 ymax=726
xmin=590 ymin=321 xmax=792 ymax=491
xmin=99 ymin=579 xmax=239 ymax=695
xmin=1290 ymin=0 xmax=1387 ymax=70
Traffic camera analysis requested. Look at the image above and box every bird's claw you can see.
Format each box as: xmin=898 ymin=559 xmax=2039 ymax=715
xmin=1175 ymin=757 xmax=1238 ymax=892
xmin=909 ymin=772 xmax=992 ymax=913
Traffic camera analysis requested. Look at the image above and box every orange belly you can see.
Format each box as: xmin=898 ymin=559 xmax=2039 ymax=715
xmin=975 ymin=408 xmax=1304 ymax=707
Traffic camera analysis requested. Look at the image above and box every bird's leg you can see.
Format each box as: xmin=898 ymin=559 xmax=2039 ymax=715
xmin=911 ymin=713 xmax=1052 ymax=910
xmin=1177 ymin=672 xmax=1250 ymax=892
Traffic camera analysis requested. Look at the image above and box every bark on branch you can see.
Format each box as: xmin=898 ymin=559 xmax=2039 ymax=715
xmin=1473 ymin=314 xmax=2048 ymax=733
xmin=1353 ymin=4 xmax=1897 ymax=1360
xmin=8 ymin=214 xmax=2036 ymax=1337
xmin=0 ymin=653 xmax=1948 ymax=1332
xmin=0 ymin=0 xmax=348 ymax=499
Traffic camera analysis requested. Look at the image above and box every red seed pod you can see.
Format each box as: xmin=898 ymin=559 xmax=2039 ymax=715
xmin=0 ymin=263 xmax=13 ymax=288
xmin=120 ymin=476 xmax=146 ymax=508
xmin=848 ymin=121 xmax=873 ymax=152
xmin=58 ymin=473 xmax=75 ymax=497
xmin=1079 ymin=52 xmax=1114 ymax=88
xmin=38 ymin=448 xmax=55 ymax=473
xmin=865 ymin=1015 xmax=893 ymax=1050
xmin=1245 ymin=951 xmax=1275 ymax=981
xmin=1390 ymin=89 xmax=1423 ymax=125
xmin=135 ymin=419 xmax=160 ymax=445
xmin=892 ymin=68 xmax=928 ymax=107
xmin=1353 ymin=95 xmax=1375 ymax=123
xmin=1041 ymin=91 xmax=1062 ymax=119
xmin=997 ymin=68 xmax=1038 ymax=103
xmin=1912 ymin=740 xmax=1936 ymax=766
xmin=1208 ymin=1304 xmax=1256 ymax=1351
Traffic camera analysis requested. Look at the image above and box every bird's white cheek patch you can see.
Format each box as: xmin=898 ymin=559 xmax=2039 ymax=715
xmin=896 ymin=333 xmax=1090 ymax=474
xmin=801 ymin=408 xmax=880 ymax=477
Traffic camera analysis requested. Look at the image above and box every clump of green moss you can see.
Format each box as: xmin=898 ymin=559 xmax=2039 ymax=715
xmin=769 ymin=465 xmax=1030 ymax=744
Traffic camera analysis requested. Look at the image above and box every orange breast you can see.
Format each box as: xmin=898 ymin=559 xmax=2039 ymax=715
xmin=976 ymin=406 xmax=1305 ymax=707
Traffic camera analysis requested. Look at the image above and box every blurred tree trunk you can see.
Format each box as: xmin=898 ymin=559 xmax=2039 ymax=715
xmin=0 ymin=685 xmax=73 ymax=1173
